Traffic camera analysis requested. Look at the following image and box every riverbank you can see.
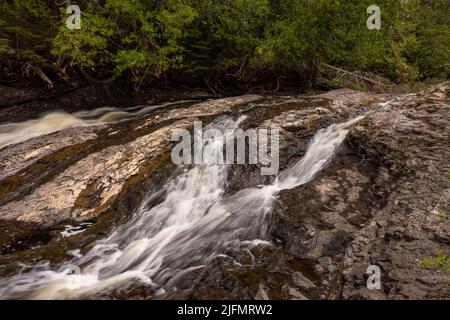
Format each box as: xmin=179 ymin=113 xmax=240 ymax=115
xmin=1 ymin=76 xmax=439 ymax=125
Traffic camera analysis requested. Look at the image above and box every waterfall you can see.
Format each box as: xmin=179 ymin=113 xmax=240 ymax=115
xmin=0 ymin=115 xmax=364 ymax=299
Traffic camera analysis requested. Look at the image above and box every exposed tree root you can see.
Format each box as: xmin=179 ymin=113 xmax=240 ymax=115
xmin=321 ymin=63 xmax=389 ymax=87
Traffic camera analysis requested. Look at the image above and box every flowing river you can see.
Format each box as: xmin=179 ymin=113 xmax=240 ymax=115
xmin=0 ymin=105 xmax=364 ymax=299
xmin=0 ymin=85 xmax=447 ymax=300
xmin=0 ymin=101 xmax=191 ymax=149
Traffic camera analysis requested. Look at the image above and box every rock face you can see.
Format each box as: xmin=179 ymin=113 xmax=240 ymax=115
xmin=341 ymin=84 xmax=450 ymax=299
xmin=269 ymin=84 xmax=449 ymax=300
xmin=0 ymin=84 xmax=448 ymax=299
xmin=0 ymin=95 xmax=262 ymax=224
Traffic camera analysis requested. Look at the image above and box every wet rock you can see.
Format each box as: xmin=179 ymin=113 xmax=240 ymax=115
xmin=255 ymin=284 xmax=270 ymax=300
xmin=283 ymin=286 xmax=308 ymax=300
xmin=268 ymin=83 xmax=449 ymax=300
xmin=342 ymin=83 xmax=450 ymax=299
xmin=0 ymin=84 xmax=448 ymax=300
xmin=0 ymin=95 xmax=263 ymax=225
xmin=292 ymin=271 xmax=316 ymax=290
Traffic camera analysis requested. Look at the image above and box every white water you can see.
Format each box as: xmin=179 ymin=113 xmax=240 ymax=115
xmin=0 ymin=114 xmax=364 ymax=299
xmin=0 ymin=101 xmax=190 ymax=149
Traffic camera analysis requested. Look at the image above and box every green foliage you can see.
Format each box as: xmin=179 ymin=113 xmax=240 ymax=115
xmin=52 ymin=0 xmax=196 ymax=81
xmin=53 ymin=8 xmax=115 ymax=70
xmin=0 ymin=0 xmax=57 ymax=75
xmin=419 ymin=252 xmax=450 ymax=272
xmin=0 ymin=0 xmax=448 ymax=85
xmin=183 ymin=0 xmax=269 ymax=74
xmin=254 ymin=0 xmax=437 ymax=82
xmin=435 ymin=208 xmax=448 ymax=221
xmin=404 ymin=0 xmax=450 ymax=80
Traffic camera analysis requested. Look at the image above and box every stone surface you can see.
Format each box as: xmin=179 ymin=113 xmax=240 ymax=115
xmin=0 ymin=85 xmax=448 ymax=299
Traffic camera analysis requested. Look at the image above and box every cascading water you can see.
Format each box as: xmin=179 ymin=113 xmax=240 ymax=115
xmin=0 ymin=101 xmax=190 ymax=149
xmin=0 ymin=113 xmax=365 ymax=299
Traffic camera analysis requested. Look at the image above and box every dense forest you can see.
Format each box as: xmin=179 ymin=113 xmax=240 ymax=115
xmin=0 ymin=0 xmax=449 ymax=91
